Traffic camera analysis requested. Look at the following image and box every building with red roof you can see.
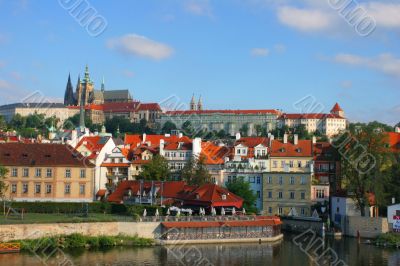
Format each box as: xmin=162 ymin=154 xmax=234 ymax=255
xmin=277 ymin=103 xmax=347 ymax=137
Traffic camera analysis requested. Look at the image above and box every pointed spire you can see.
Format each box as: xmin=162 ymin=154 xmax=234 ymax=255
xmin=197 ymin=95 xmax=203 ymax=111
xmin=64 ymin=73 xmax=75 ymax=106
xmin=83 ymin=64 xmax=91 ymax=84
xmin=101 ymin=76 xmax=105 ymax=92
xmin=190 ymin=94 xmax=197 ymax=111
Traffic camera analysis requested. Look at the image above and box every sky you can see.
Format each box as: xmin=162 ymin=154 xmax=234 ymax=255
xmin=0 ymin=0 xmax=399 ymax=125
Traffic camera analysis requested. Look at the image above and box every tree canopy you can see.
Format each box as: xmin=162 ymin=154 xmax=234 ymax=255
xmin=180 ymin=156 xmax=212 ymax=186
xmin=225 ymin=177 xmax=257 ymax=214
xmin=0 ymin=165 xmax=9 ymax=198
xmin=138 ymin=155 xmax=170 ymax=181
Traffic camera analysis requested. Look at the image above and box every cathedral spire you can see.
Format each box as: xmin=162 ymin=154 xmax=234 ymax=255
xmin=64 ymin=73 xmax=75 ymax=106
xmin=83 ymin=64 xmax=92 ymax=84
xmin=101 ymin=76 xmax=105 ymax=92
xmin=190 ymin=94 xmax=197 ymax=111
xmin=197 ymin=95 xmax=203 ymax=111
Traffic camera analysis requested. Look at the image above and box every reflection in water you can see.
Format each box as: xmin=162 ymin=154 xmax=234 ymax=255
xmin=1 ymin=235 xmax=399 ymax=266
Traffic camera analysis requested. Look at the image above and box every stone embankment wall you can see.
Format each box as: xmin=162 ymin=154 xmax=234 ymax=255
xmin=0 ymin=222 xmax=161 ymax=242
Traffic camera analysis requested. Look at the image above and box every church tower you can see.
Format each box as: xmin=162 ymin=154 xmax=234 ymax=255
xmin=197 ymin=95 xmax=203 ymax=111
xmin=330 ymin=103 xmax=345 ymax=117
xmin=64 ymin=73 xmax=75 ymax=106
xmin=76 ymin=65 xmax=95 ymax=106
xmin=190 ymin=94 xmax=197 ymax=111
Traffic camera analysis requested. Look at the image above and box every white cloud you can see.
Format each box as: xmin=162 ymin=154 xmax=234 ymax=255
xmin=363 ymin=2 xmax=400 ymax=28
xmin=334 ymin=53 xmax=400 ymax=77
xmin=251 ymin=48 xmax=269 ymax=57
xmin=277 ymin=6 xmax=334 ymax=32
xmin=107 ymin=34 xmax=174 ymax=60
xmin=184 ymin=0 xmax=213 ymax=17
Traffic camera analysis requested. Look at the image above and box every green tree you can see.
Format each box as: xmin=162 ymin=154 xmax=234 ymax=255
xmin=139 ymin=155 xmax=170 ymax=181
xmin=180 ymin=156 xmax=212 ymax=186
xmin=0 ymin=165 xmax=9 ymax=198
xmin=10 ymin=114 xmax=26 ymax=129
xmin=25 ymin=113 xmax=45 ymax=129
xmin=225 ymin=177 xmax=257 ymax=213
xmin=161 ymin=121 xmax=177 ymax=134
xmin=294 ymin=124 xmax=310 ymax=139
xmin=0 ymin=115 xmax=7 ymax=130
xmin=182 ymin=121 xmax=195 ymax=137
xmin=239 ymin=124 xmax=249 ymax=137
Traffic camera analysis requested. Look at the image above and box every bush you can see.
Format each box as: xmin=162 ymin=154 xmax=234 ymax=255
xmin=64 ymin=234 xmax=86 ymax=248
xmin=8 ymin=202 xmax=111 ymax=214
xmin=98 ymin=236 xmax=116 ymax=247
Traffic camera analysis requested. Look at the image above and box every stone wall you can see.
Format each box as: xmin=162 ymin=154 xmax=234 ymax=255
xmin=281 ymin=217 xmax=323 ymax=235
xmin=0 ymin=222 xmax=161 ymax=242
xmin=344 ymin=216 xmax=388 ymax=238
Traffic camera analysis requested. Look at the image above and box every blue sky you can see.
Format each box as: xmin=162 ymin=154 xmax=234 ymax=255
xmin=0 ymin=0 xmax=399 ymax=124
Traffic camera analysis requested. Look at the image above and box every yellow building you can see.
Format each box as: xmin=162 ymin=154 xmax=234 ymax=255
xmin=263 ymin=135 xmax=314 ymax=216
xmin=0 ymin=143 xmax=95 ymax=202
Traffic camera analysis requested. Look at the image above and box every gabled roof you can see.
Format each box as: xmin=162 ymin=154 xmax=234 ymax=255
xmin=124 ymin=134 xmax=191 ymax=147
xmin=76 ymin=136 xmax=111 ymax=159
xmin=270 ymin=139 xmax=312 ymax=157
xmin=137 ymin=103 xmax=162 ymax=111
xmin=201 ymin=142 xmax=231 ymax=165
xmin=102 ymin=101 xmax=140 ymax=112
xmin=0 ymin=143 xmax=94 ymax=167
xmin=235 ymin=137 xmax=269 ymax=148
xmin=278 ymin=113 xmax=344 ymax=119
xmin=103 ymin=90 xmax=132 ymax=101
xmin=331 ymin=103 xmax=343 ymax=112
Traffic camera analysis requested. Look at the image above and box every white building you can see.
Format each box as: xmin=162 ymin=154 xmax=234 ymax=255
xmin=277 ymin=103 xmax=347 ymax=137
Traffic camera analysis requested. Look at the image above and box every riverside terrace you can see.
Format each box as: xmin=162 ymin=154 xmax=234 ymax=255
xmin=156 ymin=216 xmax=283 ymax=244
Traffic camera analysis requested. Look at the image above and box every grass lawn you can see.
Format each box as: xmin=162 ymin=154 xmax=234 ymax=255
xmin=0 ymin=213 xmax=135 ymax=224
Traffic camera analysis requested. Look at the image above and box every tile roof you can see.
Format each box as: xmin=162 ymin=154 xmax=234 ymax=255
xmin=201 ymin=142 xmax=231 ymax=165
xmin=165 ymin=109 xmax=281 ymax=115
xmin=102 ymin=102 xmax=140 ymax=112
xmin=386 ymin=132 xmax=400 ymax=153
xmin=313 ymin=142 xmax=339 ymax=161
xmin=278 ymin=113 xmax=344 ymax=119
xmin=76 ymin=136 xmax=111 ymax=159
xmin=137 ymin=103 xmax=162 ymax=111
xmin=270 ymin=139 xmax=312 ymax=157
xmin=331 ymin=103 xmax=343 ymax=112
xmin=235 ymin=137 xmax=269 ymax=148
xmin=0 ymin=143 xmax=94 ymax=167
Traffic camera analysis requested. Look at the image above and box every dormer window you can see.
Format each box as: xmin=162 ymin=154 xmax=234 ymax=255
xmin=222 ymin=194 xmax=227 ymax=200
xmin=196 ymin=193 xmax=200 ymax=200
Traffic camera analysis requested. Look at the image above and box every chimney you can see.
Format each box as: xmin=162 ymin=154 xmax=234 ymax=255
xmin=312 ymin=136 xmax=317 ymax=144
xmin=294 ymin=134 xmax=298 ymax=145
xmin=235 ymin=132 xmax=241 ymax=140
xmin=159 ymin=139 xmax=165 ymax=156
xmin=142 ymin=133 xmax=147 ymax=143
xmin=269 ymin=135 xmax=274 ymax=146
xmin=178 ymin=132 xmax=183 ymax=138
xmin=193 ymin=137 xmax=202 ymax=157
xmin=283 ymin=134 xmax=288 ymax=144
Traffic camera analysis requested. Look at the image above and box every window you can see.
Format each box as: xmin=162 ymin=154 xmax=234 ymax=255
xmin=301 ymin=208 xmax=305 ymax=216
xmin=278 ymin=176 xmax=283 ymax=185
xmin=46 ymin=169 xmax=52 ymax=178
xmin=316 ymin=189 xmax=325 ymax=199
xmin=278 ymin=207 xmax=283 ymax=215
xmin=290 ymin=191 xmax=295 ymax=199
xmin=249 ymin=177 xmax=255 ymax=183
xmin=278 ymin=191 xmax=283 ymax=199
xmin=222 ymin=194 xmax=227 ymax=200
xmin=268 ymin=207 xmax=272 ymax=214
xmin=300 ymin=176 xmax=306 ymax=185
xmin=256 ymin=176 xmax=261 ymax=184
xmin=11 ymin=184 xmax=17 ymax=193
xmin=23 ymin=168 xmax=29 ymax=177
xmin=65 ymin=169 xmax=71 ymax=178
xmin=297 ymin=161 xmax=302 ymax=168
xmin=11 ymin=168 xmax=18 ymax=177
xmin=237 ymin=149 xmax=241 ymax=155
xmin=289 ymin=161 xmax=294 ymax=167
xmin=79 ymin=184 xmax=85 ymax=195
xmin=301 ymin=192 xmax=305 ymax=200
xmin=268 ymin=191 xmax=272 ymax=198
xmin=290 ymin=176 xmax=295 ymax=185
xmin=65 ymin=183 xmax=71 ymax=194
xmin=281 ymin=161 xmax=285 ymax=168
xmin=22 ymin=183 xmax=28 ymax=194
xmin=267 ymin=176 xmax=272 ymax=184
xmin=257 ymin=191 xmax=261 ymax=199
xmin=35 ymin=184 xmax=41 ymax=194
xmin=35 ymin=168 xmax=42 ymax=178
xmin=46 ymin=184 xmax=52 ymax=194
xmin=273 ymin=161 xmax=277 ymax=168
xmin=80 ymin=169 xmax=86 ymax=178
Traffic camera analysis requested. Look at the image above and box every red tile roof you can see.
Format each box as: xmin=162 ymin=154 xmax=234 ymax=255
xmin=279 ymin=113 xmax=344 ymax=119
xmin=201 ymin=142 xmax=231 ymax=165
xmin=331 ymin=103 xmax=343 ymax=112
xmin=386 ymin=132 xmax=400 ymax=153
xmin=124 ymin=134 xmax=191 ymax=147
xmin=270 ymin=139 xmax=312 ymax=157
xmin=0 ymin=143 xmax=95 ymax=167
xmin=76 ymin=136 xmax=111 ymax=159
xmin=313 ymin=142 xmax=339 ymax=161
xmin=235 ymin=137 xmax=269 ymax=148
xmin=165 ymin=109 xmax=281 ymax=115
xmin=137 ymin=103 xmax=162 ymax=111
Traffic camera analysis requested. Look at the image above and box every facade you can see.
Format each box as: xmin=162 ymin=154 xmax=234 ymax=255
xmin=277 ymin=103 xmax=347 ymax=137
xmin=0 ymin=143 xmax=95 ymax=202
xmin=0 ymin=103 xmax=79 ymax=124
xmin=158 ymin=109 xmax=281 ymax=136
xmin=263 ymin=135 xmax=314 ymax=216
xmin=101 ymin=147 xmax=133 ymax=191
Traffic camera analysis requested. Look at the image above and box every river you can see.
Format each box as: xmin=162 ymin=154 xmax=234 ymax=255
xmin=1 ymin=234 xmax=400 ymax=266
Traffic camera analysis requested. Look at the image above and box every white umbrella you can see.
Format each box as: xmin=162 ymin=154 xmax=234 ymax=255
xmin=232 ymin=207 xmax=236 ymax=216
xmin=221 ymin=207 xmax=225 ymax=216
xmin=166 ymin=208 xmax=170 ymax=216
xmin=155 ymin=209 xmax=159 ymax=217
xmin=242 ymin=208 xmax=246 ymax=215
xmin=177 ymin=209 xmax=181 ymax=217
xmin=188 ymin=209 xmax=193 ymax=216
xmin=212 ymin=207 xmax=216 ymax=216
xmin=143 ymin=209 xmax=147 ymax=217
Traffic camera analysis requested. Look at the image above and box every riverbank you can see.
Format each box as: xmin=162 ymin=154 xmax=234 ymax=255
xmin=15 ymin=234 xmax=154 ymax=251
xmin=374 ymin=232 xmax=400 ymax=248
